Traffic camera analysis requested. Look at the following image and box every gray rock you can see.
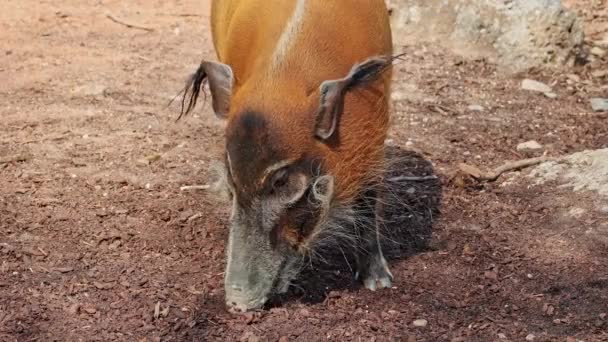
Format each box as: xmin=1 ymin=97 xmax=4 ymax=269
xmin=526 ymin=334 xmax=536 ymax=341
xmin=387 ymin=0 xmax=584 ymax=73
xmin=590 ymin=98 xmax=608 ymax=112
xmin=529 ymin=148 xmax=608 ymax=198
xmin=467 ymin=104 xmax=484 ymax=112
xmin=517 ymin=140 xmax=543 ymax=152
xmin=521 ymin=79 xmax=553 ymax=94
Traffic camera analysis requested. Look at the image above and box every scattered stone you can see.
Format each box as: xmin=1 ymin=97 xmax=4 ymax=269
xmin=93 ymin=281 xmax=114 ymax=290
xmin=543 ymin=92 xmax=557 ymax=99
xmin=590 ymin=98 xmax=608 ymax=112
xmin=153 ymin=301 xmax=161 ymax=319
xmin=566 ymin=74 xmax=580 ymax=82
xmin=517 ymin=140 xmax=543 ymax=152
xmin=543 ymin=303 xmax=555 ymax=316
xmin=413 ymin=319 xmax=428 ymax=327
xmin=83 ymin=306 xmax=97 ymax=314
xmin=590 ymin=46 xmax=606 ymax=57
xmin=525 ymin=333 xmax=536 ymax=341
xmin=498 ymin=333 xmax=507 ymax=339
xmin=467 ymin=104 xmax=484 ymax=112
xmin=521 ymin=79 xmax=552 ymax=94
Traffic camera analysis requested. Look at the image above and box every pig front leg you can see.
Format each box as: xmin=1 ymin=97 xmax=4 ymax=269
xmin=353 ymin=189 xmax=393 ymax=291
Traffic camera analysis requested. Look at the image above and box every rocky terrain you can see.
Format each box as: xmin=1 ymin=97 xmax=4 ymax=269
xmin=1 ymin=0 xmax=607 ymax=341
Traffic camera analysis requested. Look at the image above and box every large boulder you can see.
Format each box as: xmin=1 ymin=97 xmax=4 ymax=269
xmin=387 ymin=0 xmax=584 ymax=72
xmin=529 ymin=148 xmax=608 ymax=199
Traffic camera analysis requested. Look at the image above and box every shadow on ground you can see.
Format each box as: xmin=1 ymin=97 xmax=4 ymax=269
xmin=271 ymin=145 xmax=443 ymax=306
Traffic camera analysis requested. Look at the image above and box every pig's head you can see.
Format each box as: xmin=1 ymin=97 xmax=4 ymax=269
xmin=217 ymin=110 xmax=336 ymax=312
xmin=178 ymin=56 xmax=394 ymax=311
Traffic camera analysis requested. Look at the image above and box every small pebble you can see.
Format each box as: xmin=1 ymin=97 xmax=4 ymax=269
xmin=590 ymin=98 xmax=608 ymax=112
xmin=525 ymin=333 xmax=535 ymax=341
xmin=467 ymin=104 xmax=484 ymax=112
xmin=521 ymin=79 xmax=552 ymax=94
xmin=543 ymin=92 xmax=557 ymax=99
xmin=497 ymin=333 xmax=507 ymax=339
xmin=413 ymin=319 xmax=428 ymax=327
xmin=516 ymin=140 xmax=543 ymax=152
xmin=566 ymin=74 xmax=581 ymax=82
xmin=590 ymin=46 xmax=606 ymax=57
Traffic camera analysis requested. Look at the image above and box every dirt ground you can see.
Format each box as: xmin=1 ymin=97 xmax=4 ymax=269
xmin=1 ymin=0 xmax=607 ymax=341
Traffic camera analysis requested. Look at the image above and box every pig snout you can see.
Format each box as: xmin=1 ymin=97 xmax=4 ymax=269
xmin=224 ymin=218 xmax=290 ymax=312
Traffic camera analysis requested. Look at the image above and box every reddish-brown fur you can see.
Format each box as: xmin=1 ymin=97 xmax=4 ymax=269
xmin=210 ymin=0 xmax=393 ymax=206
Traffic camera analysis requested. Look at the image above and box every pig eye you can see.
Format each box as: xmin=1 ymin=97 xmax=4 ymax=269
xmin=270 ymin=168 xmax=289 ymax=193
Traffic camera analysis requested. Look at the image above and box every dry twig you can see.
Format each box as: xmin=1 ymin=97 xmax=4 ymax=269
xmin=106 ymin=13 xmax=154 ymax=32
xmin=459 ymin=156 xmax=551 ymax=182
xmin=180 ymin=185 xmax=210 ymax=191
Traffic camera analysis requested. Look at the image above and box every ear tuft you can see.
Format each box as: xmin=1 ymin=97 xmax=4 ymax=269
xmin=346 ymin=56 xmax=391 ymax=89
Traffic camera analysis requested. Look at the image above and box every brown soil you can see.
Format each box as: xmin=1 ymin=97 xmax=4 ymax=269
xmin=1 ymin=1 xmax=607 ymax=341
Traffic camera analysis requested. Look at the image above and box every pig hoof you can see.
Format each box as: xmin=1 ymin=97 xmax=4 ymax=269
xmin=359 ymin=256 xmax=393 ymax=291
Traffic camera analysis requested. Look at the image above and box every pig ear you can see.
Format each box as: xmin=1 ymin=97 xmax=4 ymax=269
xmin=314 ymin=56 xmax=392 ymax=141
xmin=178 ymin=60 xmax=234 ymax=120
